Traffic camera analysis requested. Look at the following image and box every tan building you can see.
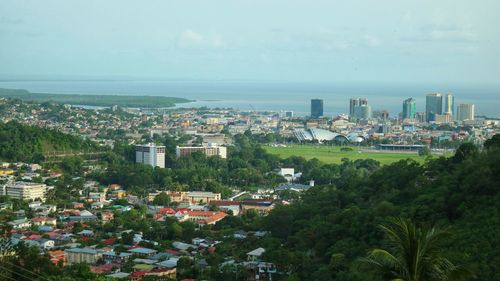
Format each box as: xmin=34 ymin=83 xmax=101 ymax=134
xmin=186 ymin=210 xmax=227 ymax=225
xmin=241 ymin=199 xmax=275 ymax=214
xmin=434 ymin=113 xmax=453 ymax=124
xmin=163 ymin=191 xmax=221 ymax=204
xmin=65 ymin=248 xmax=102 ymax=265
xmin=176 ymin=144 xmax=227 ymax=159
xmin=6 ymin=182 xmax=47 ymax=202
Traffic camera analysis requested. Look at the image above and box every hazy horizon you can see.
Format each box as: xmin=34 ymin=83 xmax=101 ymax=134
xmin=1 ymin=0 xmax=500 ymax=85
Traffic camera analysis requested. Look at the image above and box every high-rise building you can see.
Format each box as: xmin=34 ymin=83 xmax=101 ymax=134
xmin=349 ymin=98 xmax=359 ymax=116
xmin=285 ymin=111 xmax=294 ymax=118
xmin=349 ymin=98 xmax=368 ymax=116
xmin=310 ymin=99 xmax=324 ymax=118
xmin=456 ymin=104 xmax=475 ymax=121
xmin=416 ymin=112 xmax=426 ymax=123
xmin=136 ymin=143 xmax=166 ymax=168
xmin=353 ymin=104 xmax=372 ymax=120
xmin=426 ymin=93 xmax=442 ymax=122
xmin=402 ymin=98 xmax=417 ymax=119
xmin=444 ymin=94 xmax=455 ymax=117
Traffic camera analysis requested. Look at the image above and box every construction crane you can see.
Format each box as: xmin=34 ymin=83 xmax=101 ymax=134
xmin=249 ymin=104 xmax=256 ymax=113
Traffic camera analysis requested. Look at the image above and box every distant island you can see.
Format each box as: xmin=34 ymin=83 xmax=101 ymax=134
xmin=0 ymin=88 xmax=193 ymax=108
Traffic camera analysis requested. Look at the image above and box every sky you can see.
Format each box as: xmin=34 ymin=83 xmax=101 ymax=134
xmin=1 ymin=0 xmax=499 ymax=84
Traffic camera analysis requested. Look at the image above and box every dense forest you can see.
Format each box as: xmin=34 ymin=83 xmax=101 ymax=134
xmin=0 ymin=121 xmax=98 ymax=163
xmin=259 ymin=138 xmax=500 ymax=280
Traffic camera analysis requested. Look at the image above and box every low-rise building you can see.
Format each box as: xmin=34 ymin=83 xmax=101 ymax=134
xmin=65 ymin=248 xmax=102 ymax=265
xmin=6 ymin=182 xmax=47 ymax=202
xmin=241 ymin=199 xmax=275 ymax=214
xmin=175 ymin=144 xmax=227 ymax=159
xmin=186 ymin=210 xmax=227 ymax=225
xmin=163 ymin=191 xmax=221 ymax=204
xmin=8 ymin=218 xmax=31 ymax=229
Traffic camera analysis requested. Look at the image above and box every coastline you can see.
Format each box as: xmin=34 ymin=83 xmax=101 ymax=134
xmin=0 ymin=87 xmax=193 ymax=108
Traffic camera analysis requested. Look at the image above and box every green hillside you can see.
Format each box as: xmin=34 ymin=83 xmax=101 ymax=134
xmin=0 ymin=121 xmax=98 ymax=163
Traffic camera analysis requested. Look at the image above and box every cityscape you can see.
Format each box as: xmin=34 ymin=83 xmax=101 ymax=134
xmin=1 ymin=1 xmax=499 ymax=281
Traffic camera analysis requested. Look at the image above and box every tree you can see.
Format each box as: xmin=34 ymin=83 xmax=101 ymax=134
xmin=418 ymin=147 xmax=431 ymax=157
xmin=152 ymin=192 xmax=171 ymax=206
xmin=359 ymin=217 xmax=473 ymax=281
xmin=484 ymin=134 xmax=500 ymax=150
xmin=452 ymin=143 xmax=478 ymax=163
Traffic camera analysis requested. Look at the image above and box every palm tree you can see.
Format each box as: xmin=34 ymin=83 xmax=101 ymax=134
xmin=359 ymin=217 xmax=473 ymax=281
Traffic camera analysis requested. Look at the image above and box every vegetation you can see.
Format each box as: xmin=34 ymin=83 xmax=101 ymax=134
xmin=359 ymin=218 xmax=473 ymax=281
xmin=0 ymin=88 xmax=192 ymax=108
xmin=0 ymin=121 xmax=98 ymax=163
xmin=260 ymin=141 xmax=500 ymax=280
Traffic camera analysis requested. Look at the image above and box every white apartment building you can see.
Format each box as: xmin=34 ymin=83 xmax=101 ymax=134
xmin=456 ymin=104 xmax=475 ymax=121
xmin=175 ymin=144 xmax=227 ymax=159
xmin=6 ymin=182 xmax=47 ymax=202
xmin=65 ymin=248 xmax=102 ymax=265
xmin=136 ymin=143 xmax=166 ymax=168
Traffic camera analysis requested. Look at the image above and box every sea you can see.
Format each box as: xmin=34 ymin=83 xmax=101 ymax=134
xmin=0 ymin=80 xmax=499 ymax=117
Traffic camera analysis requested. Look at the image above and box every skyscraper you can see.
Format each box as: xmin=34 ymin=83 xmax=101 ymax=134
xmin=353 ymin=104 xmax=372 ymax=120
xmin=426 ymin=93 xmax=442 ymax=122
xmin=310 ymin=99 xmax=324 ymax=118
xmin=402 ymin=98 xmax=417 ymax=119
xmin=349 ymin=98 xmax=368 ymax=118
xmin=136 ymin=143 xmax=166 ymax=168
xmin=444 ymin=94 xmax=455 ymax=117
xmin=456 ymin=104 xmax=475 ymax=121
xmin=349 ymin=98 xmax=359 ymax=117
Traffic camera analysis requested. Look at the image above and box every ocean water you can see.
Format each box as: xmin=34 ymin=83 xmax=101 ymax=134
xmin=0 ymin=80 xmax=498 ymax=117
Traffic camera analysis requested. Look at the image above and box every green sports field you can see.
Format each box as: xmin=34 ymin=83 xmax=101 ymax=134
xmin=264 ymin=145 xmax=433 ymax=165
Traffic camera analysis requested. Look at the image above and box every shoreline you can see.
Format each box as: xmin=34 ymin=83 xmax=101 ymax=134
xmin=0 ymin=87 xmax=192 ymax=108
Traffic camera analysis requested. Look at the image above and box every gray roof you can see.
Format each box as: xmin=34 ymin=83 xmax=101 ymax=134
xmin=65 ymin=248 xmax=98 ymax=255
xmin=247 ymin=247 xmax=266 ymax=257
xmin=127 ymin=247 xmax=157 ymax=255
xmin=156 ymin=257 xmax=180 ymax=268
xmin=133 ymin=258 xmax=157 ymax=264
xmin=172 ymin=241 xmax=195 ymax=251
xmin=106 ymin=272 xmax=130 ymax=279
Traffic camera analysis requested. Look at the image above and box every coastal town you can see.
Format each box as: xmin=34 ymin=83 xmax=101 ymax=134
xmin=1 ymin=95 xmax=498 ymax=151
xmin=0 ymin=94 xmax=499 ymax=281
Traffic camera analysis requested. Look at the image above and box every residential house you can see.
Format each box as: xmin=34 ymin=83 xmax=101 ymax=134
xmin=247 ymin=247 xmax=265 ymax=262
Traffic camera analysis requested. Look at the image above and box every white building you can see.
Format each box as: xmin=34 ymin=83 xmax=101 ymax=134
xmin=278 ymin=168 xmax=295 ymax=182
xmin=65 ymin=248 xmax=102 ymax=265
xmin=175 ymin=144 xmax=227 ymax=159
xmin=6 ymin=182 xmax=47 ymax=202
xmin=456 ymin=104 xmax=475 ymax=121
xmin=136 ymin=143 xmax=166 ymax=168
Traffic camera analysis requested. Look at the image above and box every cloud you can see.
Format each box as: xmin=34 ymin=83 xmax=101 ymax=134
xmin=265 ymin=28 xmax=381 ymax=52
xmin=0 ymin=16 xmax=24 ymax=25
xmin=178 ymin=29 xmax=226 ymax=49
xmin=362 ymin=35 xmax=382 ymax=47
xmin=402 ymin=23 xmax=475 ymax=43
